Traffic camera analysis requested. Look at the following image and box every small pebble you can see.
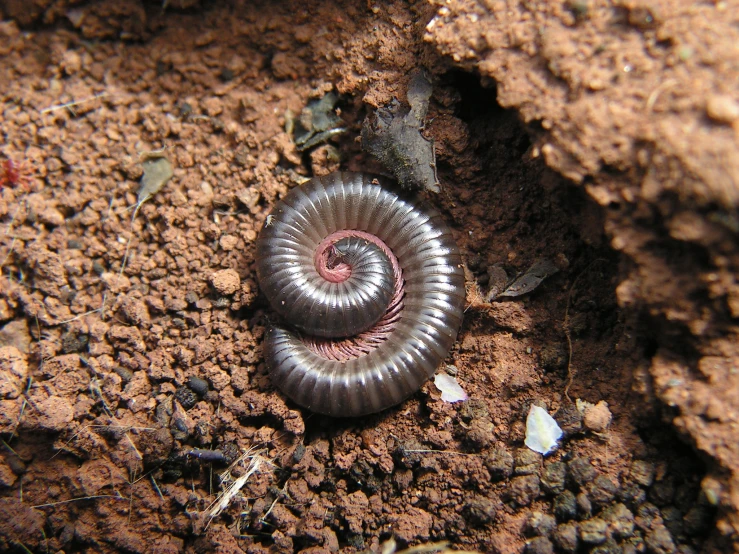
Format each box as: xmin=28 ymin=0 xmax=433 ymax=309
xmin=458 ymin=397 xmax=488 ymax=421
xmin=291 ymin=444 xmax=306 ymax=464
xmin=507 ymin=475 xmax=541 ymax=507
xmin=554 ymin=403 xmax=583 ymax=436
xmin=524 ymin=536 xmax=554 ymax=554
xmin=568 ymin=456 xmax=597 ymax=487
xmin=220 ymin=442 xmax=240 ymax=465
xmin=602 ymin=502 xmax=635 ymax=539
xmin=210 ymin=268 xmax=240 ymax=295
xmin=515 ymin=448 xmax=542 ymax=476
xmin=630 ymin=460 xmax=655 ymax=487
xmin=706 ymin=94 xmax=739 ymax=124
xmin=61 ymin=330 xmax=88 ymax=353
xmin=650 ymin=477 xmax=675 ymax=506
xmin=219 ymin=234 xmax=239 ymax=251
xmin=185 ymin=291 xmax=199 ymax=305
xmin=541 ymin=461 xmax=567 ymax=495
xmin=577 ymin=492 xmax=593 ymax=518
xmin=484 ymin=447 xmax=514 ymax=481
xmin=682 ymin=504 xmax=713 ymax=536
xmin=554 ymin=490 xmax=578 ymax=522
xmin=553 ymin=522 xmax=579 ymax=552
xmin=588 ymin=474 xmax=619 ymax=507
xmin=394 ymin=440 xmax=424 ymax=469
xmin=645 ymin=524 xmax=677 ymax=554
xmin=464 ymin=497 xmax=497 ymax=525
xmin=114 ymin=366 xmax=134 ymax=382
xmin=525 ymin=511 xmax=557 ymax=537
xmin=580 ymin=518 xmax=608 ymax=545
xmin=636 ymin=502 xmax=661 ymax=530
xmin=619 ymin=482 xmax=647 ymax=507
xmin=582 ymin=400 xmax=612 ymax=432
xmin=165 ymin=296 xmax=188 ymax=311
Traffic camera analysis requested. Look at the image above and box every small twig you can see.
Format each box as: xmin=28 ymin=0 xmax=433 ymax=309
xmin=13 ymin=542 xmax=33 ymax=554
xmin=32 ymin=493 xmax=126 ymax=508
xmin=150 ymin=475 xmax=164 ymax=500
xmin=1 ymin=439 xmax=19 ymax=456
xmin=645 ymin=79 xmax=677 ymax=113
xmin=0 ymin=236 xmax=18 ymax=269
xmin=125 ymin=433 xmax=144 ymax=461
xmin=205 ymin=449 xmax=270 ymax=530
xmin=39 ymin=92 xmax=109 ymax=114
xmin=55 ymin=307 xmax=104 ymax=325
xmin=259 ymin=481 xmax=289 ymax=526
xmin=402 ymin=449 xmax=480 ymax=456
xmin=8 ymin=375 xmax=34 ymax=441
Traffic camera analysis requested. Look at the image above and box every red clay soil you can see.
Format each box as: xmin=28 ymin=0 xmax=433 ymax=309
xmin=0 ymin=1 xmax=737 ymax=553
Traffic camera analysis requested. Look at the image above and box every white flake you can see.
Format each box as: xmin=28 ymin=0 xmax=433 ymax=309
xmin=433 ymin=373 xmax=468 ymax=403
xmin=524 ymin=405 xmax=563 ymax=455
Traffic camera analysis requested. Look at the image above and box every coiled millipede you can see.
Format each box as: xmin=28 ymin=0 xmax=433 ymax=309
xmin=256 ymin=172 xmax=465 ymax=417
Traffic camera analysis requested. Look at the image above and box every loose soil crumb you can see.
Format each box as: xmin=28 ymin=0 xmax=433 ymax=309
xmin=0 ymin=1 xmax=737 ymax=553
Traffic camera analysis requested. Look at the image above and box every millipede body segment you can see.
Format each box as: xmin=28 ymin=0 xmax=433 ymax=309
xmin=255 ymin=172 xmax=465 ymax=417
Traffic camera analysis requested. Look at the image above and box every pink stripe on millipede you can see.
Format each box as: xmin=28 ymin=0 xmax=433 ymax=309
xmin=308 ymin=229 xmax=405 ymax=361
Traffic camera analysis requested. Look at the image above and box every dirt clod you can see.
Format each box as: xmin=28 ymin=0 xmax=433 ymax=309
xmin=553 ymin=521 xmax=579 ymax=552
xmin=568 ymin=456 xmax=598 ymax=488
xmin=525 ymin=536 xmax=554 ymax=554
xmin=541 ymin=461 xmax=567 ymax=495
xmin=580 ymin=517 xmax=608 ymax=545
xmin=525 ymin=511 xmax=557 ymax=537
xmin=210 ymin=268 xmax=240 ymax=296
xmin=582 ymin=400 xmax=612 ymax=433
xmin=554 ymin=490 xmax=578 ymax=522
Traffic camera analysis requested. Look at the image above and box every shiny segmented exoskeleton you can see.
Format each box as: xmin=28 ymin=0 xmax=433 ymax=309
xmin=255 ymin=171 xmax=465 ymax=417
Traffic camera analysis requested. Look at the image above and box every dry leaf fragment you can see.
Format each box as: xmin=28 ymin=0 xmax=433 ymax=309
xmin=138 ymin=156 xmax=173 ymax=204
xmin=491 ymin=258 xmax=559 ymax=300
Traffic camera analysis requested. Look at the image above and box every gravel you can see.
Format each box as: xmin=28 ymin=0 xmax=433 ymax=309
xmin=484 ymin=447 xmax=514 ymax=481
xmin=588 ymin=474 xmax=620 ymax=507
xmin=525 ymin=511 xmax=557 ymax=537
xmin=577 ymin=491 xmax=593 ymax=518
xmin=541 ymin=461 xmax=567 ymax=495
xmin=645 ymin=524 xmax=677 ymax=554
xmin=524 ymin=536 xmax=554 ymax=554
xmin=602 ymin=502 xmax=635 ymax=539
xmin=514 ymin=448 xmax=542 ymax=476
xmin=630 ymin=460 xmax=656 ymax=487
xmin=568 ymin=456 xmax=598 ymax=487
xmin=463 ymin=496 xmax=497 ymax=525
xmin=580 ymin=517 xmax=608 ymax=545
xmin=553 ymin=522 xmax=579 ymax=552
xmin=507 ymin=475 xmax=541 ymax=507
xmin=554 ymin=490 xmax=578 ymax=521
xmin=650 ymin=477 xmax=676 ymax=507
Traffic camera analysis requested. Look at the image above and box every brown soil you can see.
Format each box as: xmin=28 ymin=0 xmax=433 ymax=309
xmin=0 ymin=1 xmax=737 ymax=553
